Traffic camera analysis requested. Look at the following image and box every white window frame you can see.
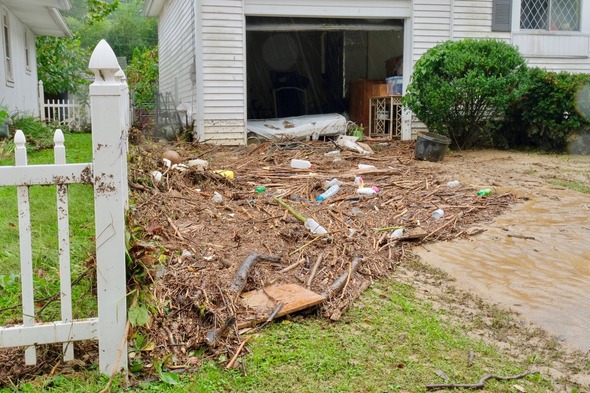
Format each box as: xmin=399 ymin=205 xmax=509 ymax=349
xmin=514 ymin=0 xmax=590 ymax=33
xmin=2 ymin=8 xmax=13 ymax=85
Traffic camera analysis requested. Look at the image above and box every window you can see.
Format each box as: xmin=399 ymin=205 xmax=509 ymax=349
xmin=520 ymin=0 xmax=580 ymax=31
xmin=2 ymin=10 xmax=13 ymax=83
xmin=24 ymin=31 xmax=31 ymax=72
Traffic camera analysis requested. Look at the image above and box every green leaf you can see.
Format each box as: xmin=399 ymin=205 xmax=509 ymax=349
xmin=128 ymin=305 xmax=150 ymax=327
xmin=159 ymin=371 xmax=180 ymax=385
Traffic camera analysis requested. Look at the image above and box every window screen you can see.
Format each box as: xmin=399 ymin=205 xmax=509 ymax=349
xmin=520 ymin=0 xmax=580 ymax=31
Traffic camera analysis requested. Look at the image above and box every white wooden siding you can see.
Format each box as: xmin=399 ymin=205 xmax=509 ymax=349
xmin=0 ymin=10 xmax=38 ymax=114
xmin=200 ymin=0 xmax=247 ymax=145
xmin=244 ymin=0 xmax=411 ymax=18
xmin=157 ymin=0 xmax=195 ymax=109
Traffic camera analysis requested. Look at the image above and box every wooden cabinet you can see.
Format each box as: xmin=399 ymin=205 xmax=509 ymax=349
xmin=349 ymin=79 xmax=385 ymax=134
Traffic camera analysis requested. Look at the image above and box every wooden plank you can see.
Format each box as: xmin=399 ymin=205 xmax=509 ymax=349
xmin=238 ymin=284 xmax=325 ymax=328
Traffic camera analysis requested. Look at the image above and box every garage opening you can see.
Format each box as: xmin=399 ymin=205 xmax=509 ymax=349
xmin=246 ymin=16 xmax=404 ymax=134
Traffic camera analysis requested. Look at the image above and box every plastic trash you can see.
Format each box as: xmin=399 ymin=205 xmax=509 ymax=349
xmin=477 ymin=188 xmax=492 ymax=196
xmin=151 ymin=170 xmax=163 ymax=183
xmin=316 ymin=184 xmax=340 ymax=201
xmin=212 ymin=170 xmax=234 ymax=180
xmin=291 ymin=159 xmax=312 ymax=169
xmin=212 ymin=191 xmax=223 ymax=203
xmin=354 ymin=176 xmax=364 ymax=187
xmin=358 ymin=164 xmax=377 ymax=170
xmin=447 ymin=180 xmax=460 ymax=187
xmin=324 ymin=150 xmax=340 ymax=156
xmin=357 ymin=186 xmax=380 ymax=195
xmin=304 ymin=218 xmax=327 ymax=235
xmin=324 ymin=178 xmax=342 ymax=188
xmin=187 ymin=159 xmax=209 ymax=170
xmin=255 ymin=186 xmax=266 ymax=193
xmin=390 ymin=228 xmax=404 ymax=239
xmin=432 ymin=209 xmax=444 ymax=219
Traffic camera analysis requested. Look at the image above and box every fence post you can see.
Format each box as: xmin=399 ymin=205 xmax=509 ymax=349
xmin=38 ymin=80 xmax=45 ymax=121
xmin=88 ymin=39 xmax=128 ymax=375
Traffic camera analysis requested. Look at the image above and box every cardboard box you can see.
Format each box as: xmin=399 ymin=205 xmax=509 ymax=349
xmin=371 ymin=83 xmax=388 ymax=97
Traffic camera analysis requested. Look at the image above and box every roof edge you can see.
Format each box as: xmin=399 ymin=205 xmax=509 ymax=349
xmin=49 ymin=7 xmax=72 ymax=37
xmin=143 ymin=0 xmax=166 ymax=17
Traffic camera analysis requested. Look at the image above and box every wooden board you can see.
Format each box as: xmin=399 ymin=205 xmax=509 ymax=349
xmin=238 ymin=284 xmax=325 ymax=328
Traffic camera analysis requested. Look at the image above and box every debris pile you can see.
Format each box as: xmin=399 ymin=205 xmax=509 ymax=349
xmin=127 ymin=139 xmax=518 ymax=365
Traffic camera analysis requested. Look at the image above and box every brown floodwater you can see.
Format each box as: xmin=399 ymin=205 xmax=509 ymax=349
xmin=416 ymin=186 xmax=590 ymax=352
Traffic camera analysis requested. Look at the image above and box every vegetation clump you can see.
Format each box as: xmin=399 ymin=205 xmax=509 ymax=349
xmin=403 ymin=38 xmax=528 ymax=150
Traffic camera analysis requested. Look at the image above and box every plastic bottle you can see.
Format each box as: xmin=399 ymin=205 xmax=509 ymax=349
xmin=432 ymin=208 xmax=444 ymax=219
xmin=291 ymin=159 xmax=312 ymax=169
xmin=212 ymin=191 xmax=223 ymax=203
xmin=447 ymin=180 xmax=460 ymax=187
xmin=316 ymin=184 xmax=340 ymax=201
xmin=213 ymin=170 xmax=235 ymax=180
xmin=304 ymin=218 xmax=328 ymax=235
xmin=354 ymin=176 xmax=364 ymax=187
xmin=477 ymin=188 xmax=492 ymax=196
xmin=324 ymin=178 xmax=342 ymax=188
xmin=358 ymin=164 xmax=377 ymax=170
xmin=390 ymin=228 xmax=404 ymax=239
xmin=357 ymin=186 xmax=380 ymax=195
xmin=255 ymin=186 xmax=266 ymax=193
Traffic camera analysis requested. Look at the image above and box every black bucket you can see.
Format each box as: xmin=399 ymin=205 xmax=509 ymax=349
xmin=415 ymin=132 xmax=451 ymax=162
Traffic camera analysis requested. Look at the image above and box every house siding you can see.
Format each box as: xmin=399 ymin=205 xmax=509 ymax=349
xmin=0 ymin=9 xmax=38 ymax=115
xmin=200 ymin=0 xmax=247 ymax=145
xmin=244 ymin=0 xmax=411 ymax=18
xmin=157 ymin=0 xmax=195 ymax=115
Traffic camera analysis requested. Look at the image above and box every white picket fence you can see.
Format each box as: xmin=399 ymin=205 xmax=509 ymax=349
xmin=38 ymin=81 xmax=90 ymax=129
xmin=0 ymin=40 xmax=130 ymax=375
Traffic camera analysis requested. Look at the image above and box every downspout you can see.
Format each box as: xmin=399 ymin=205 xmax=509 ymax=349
xmin=193 ymin=0 xmax=205 ymax=141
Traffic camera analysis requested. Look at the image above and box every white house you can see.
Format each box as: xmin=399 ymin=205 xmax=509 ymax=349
xmin=0 ymin=0 xmax=71 ymax=116
xmin=144 ymin=0 xmax=590 ymax=145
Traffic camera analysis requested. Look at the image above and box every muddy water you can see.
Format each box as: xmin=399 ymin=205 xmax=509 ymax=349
xmin=416 ymin=187 xmax=590 ymax=352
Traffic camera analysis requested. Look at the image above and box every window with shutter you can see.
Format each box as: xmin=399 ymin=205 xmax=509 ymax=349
xmin=492 ymin=0 xmax=512 ymax=32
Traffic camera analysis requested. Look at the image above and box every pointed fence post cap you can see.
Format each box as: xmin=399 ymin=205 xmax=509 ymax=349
xmin=89 ymin=40 xmax=120 ymax=83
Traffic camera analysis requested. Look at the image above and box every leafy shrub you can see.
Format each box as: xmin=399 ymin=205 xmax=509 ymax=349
xmin=126 ymin=47 xmax=159 ymax=111
xmin=11 ymin=114 xmax=56 ymax=150
xmin=403 ymin=39 xmax=528 ymax=149
xmin=497 ymin=68 xmax=590 ymax=152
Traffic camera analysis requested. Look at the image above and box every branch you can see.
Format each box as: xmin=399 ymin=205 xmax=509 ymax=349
xmin=426 ymin=370 xmax=539 ymax=391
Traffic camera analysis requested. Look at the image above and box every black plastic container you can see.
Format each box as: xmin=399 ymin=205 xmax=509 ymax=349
xmin=414 ymin=132 xmax=451 ymax=162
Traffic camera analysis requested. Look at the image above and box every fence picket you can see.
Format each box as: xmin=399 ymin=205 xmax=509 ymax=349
xmin=14 ymin=130 xmax=36 ymax=365
xmin=54 ymin=129 xmax=74 ymax=361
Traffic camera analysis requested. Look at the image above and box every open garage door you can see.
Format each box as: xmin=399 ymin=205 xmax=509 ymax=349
xmin=245 ymin=17 xmax=404 ymax=123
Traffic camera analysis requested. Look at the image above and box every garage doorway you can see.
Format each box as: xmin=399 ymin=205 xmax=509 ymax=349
xmin=245 ymin=17 xmax=404 ymax=121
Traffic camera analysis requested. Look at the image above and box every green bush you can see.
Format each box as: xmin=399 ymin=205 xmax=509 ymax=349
xmin=126 ymin=46 xmax=158 ymax=110
xmin=497 ymin=68 xmax=590 ymax=152
xmin=403 ymin=39 xmax=528 ymax=149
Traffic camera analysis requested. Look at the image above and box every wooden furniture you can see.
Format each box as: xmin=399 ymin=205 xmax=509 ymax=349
xmin=349 ymin=79 xmax=385 ymax=132
xmin=368 ymin=95 xmax=402 ymax=138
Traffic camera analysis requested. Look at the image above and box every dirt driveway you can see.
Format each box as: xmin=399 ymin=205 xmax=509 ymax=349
xmin=409 ymin=149 xmax=590 ymax=388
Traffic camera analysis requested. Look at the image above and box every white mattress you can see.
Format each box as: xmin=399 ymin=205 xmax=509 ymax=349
xmin=247 ymin=113 xmax=347 ymax=140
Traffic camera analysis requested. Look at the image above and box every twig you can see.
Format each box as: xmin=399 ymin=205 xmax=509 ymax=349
xmin=425 ymin=370 xmax=539 ymax=391
xmin=507 ymin=234 xmax=536 ymax=240
xmin=229 ymin=252 xmax=281 ymax=297
xmin=279 ymin=257 xmax=304 ymax=273
xmin=289 ymin=236 xmax=323 ymax=256
xmin=321 ymin=255 xmax=362 ymax=299
xmin=273 ymin=196 xmax=306 ymax=222
xmin=205 ymin=315 xmax=236 ymax=346
xmin=306 ymin=253 xmax=324 ymax=289
xmin=226 ymin=337 xmax=251 ymax=370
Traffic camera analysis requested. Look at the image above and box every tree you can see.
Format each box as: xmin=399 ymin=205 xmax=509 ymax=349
xmin=403 ymin=39 xmax=528 ymax=149
xmin=36 ymin=36 xmax=89 ymax=96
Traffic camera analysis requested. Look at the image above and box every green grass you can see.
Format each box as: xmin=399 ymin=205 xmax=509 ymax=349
xmin=5 ymin=280 xmax=554 ymax=393
xmin=0 ymin=133 xmax=96 ymax=322
xmin=547 ymin=178 xmax=590 ymax=194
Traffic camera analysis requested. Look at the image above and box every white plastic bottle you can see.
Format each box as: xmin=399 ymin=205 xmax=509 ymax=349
xmin=316 ymin=184 xmax=340 ymax=201
xmin=291 ymin=159 xmax=312 ymax=169
xmin=304 ymin=218 xmax=328 ymax=235
xmin=357 ymin=186 xmax=380 ymax=195
xmin=432 ymin=208 xmax=444 ymax=219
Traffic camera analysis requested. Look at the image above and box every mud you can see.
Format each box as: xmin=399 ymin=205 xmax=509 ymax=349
xmin=415 ymin=149 xmax=590 ymax=352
